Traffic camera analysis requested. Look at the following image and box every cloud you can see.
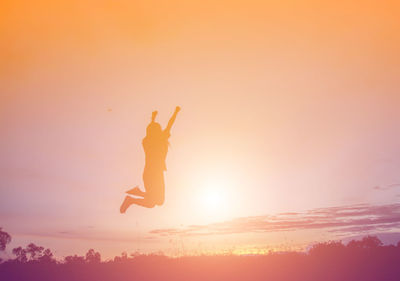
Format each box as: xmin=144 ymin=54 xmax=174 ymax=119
xmin=373 ymin=186 xmax=389 ymax=190
xmin=373 ymin=183 xmax=400 ymax=190
xmin=149 ymin=203 xmax=400 ymax=237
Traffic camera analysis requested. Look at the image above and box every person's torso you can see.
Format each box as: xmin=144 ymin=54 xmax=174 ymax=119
xmin=142 ymin=132 xmax=169 ymax=171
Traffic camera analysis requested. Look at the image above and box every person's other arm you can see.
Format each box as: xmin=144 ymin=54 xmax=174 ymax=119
xmin=165 ymin=106 xmax=181 ymax=135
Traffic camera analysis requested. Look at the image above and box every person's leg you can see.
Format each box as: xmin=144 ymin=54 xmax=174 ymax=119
xmin=155 ymin=173 xmax=165 ymax=206
xmin=120 ymin=196 xmax=134 ymax=213
xmin=143 ymin=168 xmax=165 ymax=206
xmin=129 ymin=197 xmax=156 ymax=208
xmin=142 ymin=168 xmax=160 ymax=202
xmin=125 ymin=186 xmax=145 ymax=197
xmin=120 ymin=195 xmax=156 ymax=213
xmin=155 ymin=193 xmax=164 ymax=206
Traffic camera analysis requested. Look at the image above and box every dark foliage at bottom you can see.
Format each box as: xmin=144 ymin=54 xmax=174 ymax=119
xmin=1 ymin=233 xmax=399 ymax=281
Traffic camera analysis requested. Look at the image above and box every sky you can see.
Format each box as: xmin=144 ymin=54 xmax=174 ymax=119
xmin=1 ymin=0 xmax=400 ymax=259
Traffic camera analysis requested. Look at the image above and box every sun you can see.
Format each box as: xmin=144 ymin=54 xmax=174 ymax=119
xmin=190 ymin=169 xmax=241 ymax=222
xmin=202 ymin=188 xmax=222 ymax=210
xmin=195 ymin=176 xmax=234 ymax=221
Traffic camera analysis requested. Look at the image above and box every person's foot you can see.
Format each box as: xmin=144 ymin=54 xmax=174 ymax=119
xmin=120 ymin=196 xmax=132 ymax=214
xmin=125 ymin=186 xmax=141 ymax=195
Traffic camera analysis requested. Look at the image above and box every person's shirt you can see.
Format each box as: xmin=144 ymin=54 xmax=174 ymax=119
xmin=142 ymin=130 xmax=170 ymax=171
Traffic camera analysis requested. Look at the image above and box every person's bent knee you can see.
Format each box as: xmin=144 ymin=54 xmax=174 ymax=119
xmin=146 ymin=200 xmax=156 ymax=208
xmin=145 ymin=193 xmax=160 ymax=208
xmin=156 ymin=196 xmax=165 ymax=206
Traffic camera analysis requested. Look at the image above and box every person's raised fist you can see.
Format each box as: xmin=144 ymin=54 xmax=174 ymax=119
xmin=151 ymin=111 xmax=158 ymax=122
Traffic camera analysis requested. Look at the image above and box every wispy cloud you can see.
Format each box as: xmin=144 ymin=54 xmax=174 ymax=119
xmin=373 ymin=186 xmax=389 ymax=190
xmin=373 ymin=183 xmax=400 ymax=190
xmin=149 ymin=203 xmax=400 ymax=237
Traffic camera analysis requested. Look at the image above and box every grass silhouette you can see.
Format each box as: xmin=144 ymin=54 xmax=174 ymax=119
xmin=1 ymin=229 xmax=400 ymax=281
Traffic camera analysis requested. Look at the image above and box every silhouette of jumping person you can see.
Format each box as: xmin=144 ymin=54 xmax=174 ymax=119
xmin=120 ymin=106 xmax=180 ymax=213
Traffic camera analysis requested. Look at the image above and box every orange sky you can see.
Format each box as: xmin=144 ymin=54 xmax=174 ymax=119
xmin=1 ymin=0 xmax=400 ymax=259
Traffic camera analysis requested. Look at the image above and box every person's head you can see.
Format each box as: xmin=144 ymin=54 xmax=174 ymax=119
xmin=146 ymin=122 xmax=162 ymax=138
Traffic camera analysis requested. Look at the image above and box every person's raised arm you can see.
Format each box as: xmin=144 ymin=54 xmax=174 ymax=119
xmin=151 ymin=110 xmax=158 ymax=123
xmin=165 ymin=106 xmax=181 ymax=134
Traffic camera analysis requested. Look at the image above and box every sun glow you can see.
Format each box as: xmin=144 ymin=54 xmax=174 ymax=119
xmin=194 ymin=175 xmax=236 ymax=221
xmin=202 ymin=188 xmax=223 ymax=210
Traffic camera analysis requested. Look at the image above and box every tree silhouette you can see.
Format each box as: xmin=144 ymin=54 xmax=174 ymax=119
xmin=25 ymin=243 xmax=44 ymax=261
xmin=85 ymin=249 xmax=101 ymax=263
xmin=0 ymin=228 xmax=11 ymax=252
xmin=37 ymin=248 xmax=55 ymax=263
xmin=347 ymin=235 xmax=383 ymax=249
xmin=113 ymin=251 xmax=129 ymax=262
xmin=12 ymin=246 xmax=27 ymax=263
xmin=309 ymin=240 xmax=346 ymax=257
xmin=11 ymin=243 xmax=54 ymax=263
xmin=64 ymin=254 xmax=86 ymax=264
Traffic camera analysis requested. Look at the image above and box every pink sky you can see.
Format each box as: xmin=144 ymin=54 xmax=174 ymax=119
xmin=1 ymin=0 xmax=400 ymax=259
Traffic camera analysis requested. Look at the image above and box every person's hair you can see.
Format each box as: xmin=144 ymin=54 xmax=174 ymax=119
xmin=146 ymin=122 xmax=162 ymax=137
xmin=145 ymin=122 xmax=170 ymax=148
